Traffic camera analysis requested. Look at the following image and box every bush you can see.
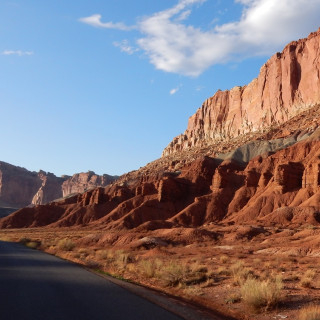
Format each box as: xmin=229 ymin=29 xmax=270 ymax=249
xmin=219 ymin=255 xmax=229 ymax=264
xmin=231 ymin=260 xmax=252 ymax=286
xmin=240 ymin=276 xmax=283 ymax=311
xmin=19 ymin=238 xmax=41 ymax=249
xmin=159 ymin=262 xmax=186 ymax=287
xmin=57 ymin=238 xmax=75 ymax=251
xmin=299 ymin=305 xmax=320 ymax=320
xmin=300 ymin=270 xmax=316 ymax=288
xmin=139 ymin=259 xmax=163 ymax=278
xmin=25 ymin=241 xmax=41 ymax=249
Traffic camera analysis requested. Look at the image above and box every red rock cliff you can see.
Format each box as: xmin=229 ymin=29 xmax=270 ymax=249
xmin=163 ymin=29 xmax=320 ymax=156
xmin=0 ymin=161 xmax=118 ymax=208
xmin=61 ymin=171 xmax=117 ymax=197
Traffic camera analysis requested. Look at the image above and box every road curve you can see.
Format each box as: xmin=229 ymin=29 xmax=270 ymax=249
xmin=0 ymin=241 xmax=184 ymax=320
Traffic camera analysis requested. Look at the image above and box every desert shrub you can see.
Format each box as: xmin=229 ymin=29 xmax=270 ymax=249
xmin=217 ymin=266 xmax=231 ymax=276
xmin=219 ymin=255 xmax=229 ymax=264
xmin=157 ymin=260 xmax=208 ymax=287
xmin=25 ymin=241 xmax=41 ymax=249
xmin=19 ymin=238 xmax=41 ymax=249
xmin=231 ymin=260 xmax=252 ymax=286
xmin=57 ymin=238 xmax=75 ymax=251
xmin=139 ymin=259 xmax=163 ymax=278
xmin=299 ymin=304 xmax=320 ymax=320
xmin=96 ymin=250 xmax=109 ymax=260
xmin=240 ymin=275 xmax=283 ymax=312
xmin=300 ymin=269 xmax=316 ymax=288
xmin=109 ymin=250 xmax=135 ymax=272
xmin=181 ymin=262 xmax=207 ymax=286
xmin=159 ymin=262 xmax=186 ymax=287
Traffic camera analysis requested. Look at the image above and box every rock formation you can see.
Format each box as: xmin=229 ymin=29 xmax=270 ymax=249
xmin=61 ymin=171 xmax=116 ymax=197
xmin=0 ymin=161 xmax=118 ymax=209
xmin=1 ymin=29 xmax=320 ymax=231
xmin=163 ymin=28 xmax=320 ymax=156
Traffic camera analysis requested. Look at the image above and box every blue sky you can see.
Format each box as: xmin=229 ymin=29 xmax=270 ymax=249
xmin=1 ymin=0 xmax=320 ymax=177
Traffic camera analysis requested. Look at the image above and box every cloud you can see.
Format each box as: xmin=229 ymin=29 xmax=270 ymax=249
xmin=79 ymin=14 xmax=133 ymax=31
xmin=170 ymin=84 xmax=182 ymax=95
xmin=113 ymin=40 xmax=139 ymax=55
xmin=2 ymin=50 xmax=34 ymax=56
xmin=81 ymin=0 xmax=320 ymax=76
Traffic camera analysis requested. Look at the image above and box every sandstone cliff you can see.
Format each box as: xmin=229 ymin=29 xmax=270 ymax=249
xmin=163 ymin=28 xmax=320 ymax=156
xmin=61 ymin=171 xmax=116 ymax=197
xmin=0 ymin=162 xmax=118 ymax=208
xmin=2 ymin=28 xmax=320 ymax=232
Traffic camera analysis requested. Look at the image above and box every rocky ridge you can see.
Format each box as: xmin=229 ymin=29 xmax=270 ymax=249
xmin=0 ymin=162 xmax=118 ymax=209
xmin=163 ymin=28 xmax=320 ymax=156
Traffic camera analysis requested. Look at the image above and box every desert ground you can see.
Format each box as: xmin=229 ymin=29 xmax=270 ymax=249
xmin=1 ymin=224 xmax=319 ymax=320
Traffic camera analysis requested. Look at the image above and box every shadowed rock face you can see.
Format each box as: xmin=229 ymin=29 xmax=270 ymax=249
xmin=163 ymin=28 xmax=320 ymax=156
xmin=0 ymin=162 xmax=118 ymax=208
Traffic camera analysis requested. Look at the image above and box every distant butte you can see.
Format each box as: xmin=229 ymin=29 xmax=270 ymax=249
xmin=0 ymin=161 xmax=118 ymax=209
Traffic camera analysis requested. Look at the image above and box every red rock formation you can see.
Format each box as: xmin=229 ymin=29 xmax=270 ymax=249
xmin=0 ymin=161 xmax=117 ymax=208
xmin=2 ymin=29 xmax=320 ymax=232
xmin=0 ymin=162 xmax=43 ymax=208
xmin=31 ymin=171 xmax=65 ymax=205
xmin=2 ymin=133 xmax=320 ymax=230
xmin=163 ymin=29 xmax=320 ymax=156
xmin=61 ymin=171 xmax=117 ymax=197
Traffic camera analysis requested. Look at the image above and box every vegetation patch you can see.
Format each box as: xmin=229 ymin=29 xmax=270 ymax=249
xmin=299 ymin=304 xmax=320 ymax=320
xmin=240 ymin=275 xmax=283 ymax=312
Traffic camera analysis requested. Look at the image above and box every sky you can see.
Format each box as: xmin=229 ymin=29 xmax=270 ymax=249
xmin=1 ymin=0 xmax=320 ymax=177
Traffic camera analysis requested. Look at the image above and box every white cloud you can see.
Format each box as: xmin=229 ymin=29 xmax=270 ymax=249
xmin=113 ymin=40 xmax=139 ymax=55
xmin=2 ymin=50 xmax=34 ymax=56
xmin=80 ymin=0 xmax=320 ymax=76
xmin=79 ymin=14 xmax=133 ymax=31
xmin=170 ymin=84 xmax=182 ymax=95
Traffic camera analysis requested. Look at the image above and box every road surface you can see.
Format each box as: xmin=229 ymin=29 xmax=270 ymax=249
xmin=0 ymin=241 xmax=184 ymax=320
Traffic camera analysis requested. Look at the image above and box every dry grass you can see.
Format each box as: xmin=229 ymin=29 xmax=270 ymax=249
xmin=300 ymin=269 xmax=317 ymax=288
xmin=138 ymin=258 xmax=163 ymax=278
xmin=240 ymin=275 xmax=283 ymax=312
xmin=299 ymin=304 xmax=320 ymax=320
xmin=57 ymin=238 xmax=75 ymax=251
xmin=19 ymin=237 xmax=41 ymax=249
xmin=219 ymin=255 xmax=229 ymax=264
xmin=158 ymin=261 xmax=186 ymax=287
xmin=230 ymin=260 xmax=252 ymax=286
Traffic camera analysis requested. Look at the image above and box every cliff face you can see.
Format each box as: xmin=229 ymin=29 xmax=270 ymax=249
xmin=61 ymin=172 xmax=117 ymax=197
xmin=163 ymin=29 xmax=320 ymax=156
xmin=0 ymin=162 xmax=118 ymax=208
xmin=0 ymin=162 xmax=42 ymax=208
xmin=2 ymin=28 xmax=320 ymax=232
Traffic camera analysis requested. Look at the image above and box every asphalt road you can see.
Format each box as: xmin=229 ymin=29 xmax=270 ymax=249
xmin=0 ymin=241 xmax=184 ymax=320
